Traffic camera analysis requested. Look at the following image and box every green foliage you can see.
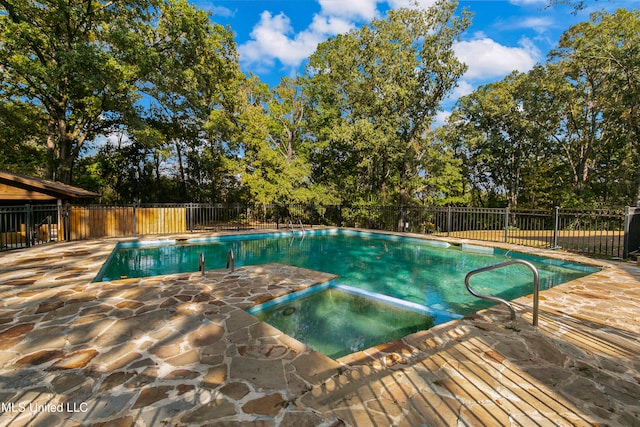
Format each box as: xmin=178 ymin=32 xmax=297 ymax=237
xmin=444 ymin=72 xmax=545 ymax=207
xmin=552 ymin=8 xmax=640 ymax=205
xmin=0 ymin=0 xmax=242 ymax=193
xmin=304 ymin=1 xmax=470 ymax=209
xmin=138 ymin=0 xmax=244 ymax=202
xmin=421 ymin=134 xmax=469 ymax=206
xmin=230 ymin=76 xmax=335 ymax=205
xmin=0 ymin=100 xmax=47 ymax=175
xmin=442 ymin=8 xmax=640 ymax=209
xmin=0 ymin=0 xmax=153 ymax=183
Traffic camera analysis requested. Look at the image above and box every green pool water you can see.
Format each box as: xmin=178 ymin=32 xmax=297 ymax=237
xmin=95 ymin=229 xmax=599 ymax=317
xmin=249 ymin=286 xmax=435 ymax=359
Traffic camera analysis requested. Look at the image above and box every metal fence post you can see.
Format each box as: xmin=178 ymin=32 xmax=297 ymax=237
xmin=624 ymin=206 xmax=631 ymax=259
xmin=447 ymin=206 xmax=452 ymax=237
xmin=25 ymin=204 xmax=33 ymax=247
xmin=64 ymin=203 xmax=71 ymax=241
xmin=553 ymin=206 xmax=560 ymax=249
xmin=57 ymin=200 xmax=63 ymax=242
xmin=187 ymin=203 xmax=192 ymax=232
xmin=132 ymin=203 xmax=137 ymax=237
xmin=504 ymin=207 xmax=509 ymax=243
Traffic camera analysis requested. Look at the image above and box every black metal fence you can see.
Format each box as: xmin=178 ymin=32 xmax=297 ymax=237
xmin=338 ymin=205 xmax=631 ymax=259
xmin=0 ymin=204 xmax=61 ymax=251
xmin=1 ymin=203 xmax=638 ymax=259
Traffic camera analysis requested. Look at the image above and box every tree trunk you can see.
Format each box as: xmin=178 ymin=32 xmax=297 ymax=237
xmin=45 ymin=139 xmax=56 ymax=181
xmin=47 ymin=112 xmax=76 ymax=184
xmin=57 ymin=136 xmax=75 ymax=184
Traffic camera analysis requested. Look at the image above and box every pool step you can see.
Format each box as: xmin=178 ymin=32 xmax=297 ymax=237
xmin=333 ymin=282 xmax=463 ymax=323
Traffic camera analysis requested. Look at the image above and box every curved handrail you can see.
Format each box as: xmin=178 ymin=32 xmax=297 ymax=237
xmin=464 ymin=259 xmax=540 ymax=326
xmin=199 ymin=252 xmax=205 ymax=276
xmin=226 ymin=248 xmax=235 ymax=272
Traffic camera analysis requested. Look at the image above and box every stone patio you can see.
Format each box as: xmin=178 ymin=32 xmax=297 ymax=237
xmin=0 ymin=231 xmax=639 ymax=426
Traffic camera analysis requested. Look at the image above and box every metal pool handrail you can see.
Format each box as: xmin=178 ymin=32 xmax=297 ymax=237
xmin=199 ymin=252 xmax=205 ymax=276
xmin=464 ymin=259 xmax=540 ymax=326
xmin=226 ymin=248 xmax=235 ymax=272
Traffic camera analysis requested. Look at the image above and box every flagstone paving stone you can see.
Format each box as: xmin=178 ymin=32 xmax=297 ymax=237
xmin=0 ymin=232 xmax=638 ymax=426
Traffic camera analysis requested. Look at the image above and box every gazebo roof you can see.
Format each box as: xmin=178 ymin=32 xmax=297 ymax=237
xmin=0 ymin=170 xmax=100 ymax=202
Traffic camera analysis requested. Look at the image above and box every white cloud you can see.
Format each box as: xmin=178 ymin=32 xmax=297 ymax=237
xmin=319 ymin=0 xmax=380 ymax=21
xmin=509 ymin=0 xmax=547 ymax=6
xmin=387 ymin=0 xmax=438 ymax=9
xmin=515 ymin=17 xmax=553 ymax=31
xmin=238 ymin=1 xmax=362 ymax=73
xmin=495 ymin=16 xmax=554 ymax=35
xmin=196 ymin=1 xmax=234 ymax=18
xmin=454 ymin=37 xmax=540 ymax=81
xmin=433 ymin=110 xmax=451 ymax=129
xmin=238 ymin=11 xmax=353 ymax=70
xmin=209 ymin=6 xmax=234 ymax=18
xmin=449 ymin=79 xmax=474 ymax=100
xmin=309 ymin=14 xmax=354 ymax=36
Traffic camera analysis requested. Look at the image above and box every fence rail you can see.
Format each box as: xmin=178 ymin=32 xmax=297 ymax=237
xmin=1 ymin=203 xmax=638 ymax=259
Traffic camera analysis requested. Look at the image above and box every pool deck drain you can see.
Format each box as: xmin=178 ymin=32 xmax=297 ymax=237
xmin=0 ymin=233 xmax=638 ymax=426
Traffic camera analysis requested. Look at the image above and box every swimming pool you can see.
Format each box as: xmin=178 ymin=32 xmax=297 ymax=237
xmin=95 ymin=229 xmax=600 ymax=317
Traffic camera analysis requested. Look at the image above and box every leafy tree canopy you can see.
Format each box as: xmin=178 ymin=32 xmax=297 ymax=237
xmin=304 ymin=0 xmax=470 ymax=212
xmin=441 ymin=8 xmax=640 ymax=208
xmin=0 ymin=0 xmax=242 ymax=188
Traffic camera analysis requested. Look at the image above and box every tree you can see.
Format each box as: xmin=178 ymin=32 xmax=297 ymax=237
xmin=443 ymin=72 xmax=547 ymax=208
xmin=139 ymin=0 xmax=243 ymax=201
xmin=420 ymin=129 xmax=468 ymax=206
xmin=231 ymin=76 xmax=328 ymax=205
xmin=0 ymin=0 xmax=154 ymax=183
xmin=304 ymin=1 xmax=469 ymax=220
xmin=548 ymin=8 xmax=639 ymax=205
xmin=0 ymin=0 xmax=243 ymax=191
xmin=442 ymin=9 xmax=640 ymax=209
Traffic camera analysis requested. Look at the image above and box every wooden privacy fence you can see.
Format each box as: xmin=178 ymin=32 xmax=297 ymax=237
xmin=67 ymin=204 xmax=310 ymax=240
xmin=69 ymin=205 xmax=187 ymax=240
